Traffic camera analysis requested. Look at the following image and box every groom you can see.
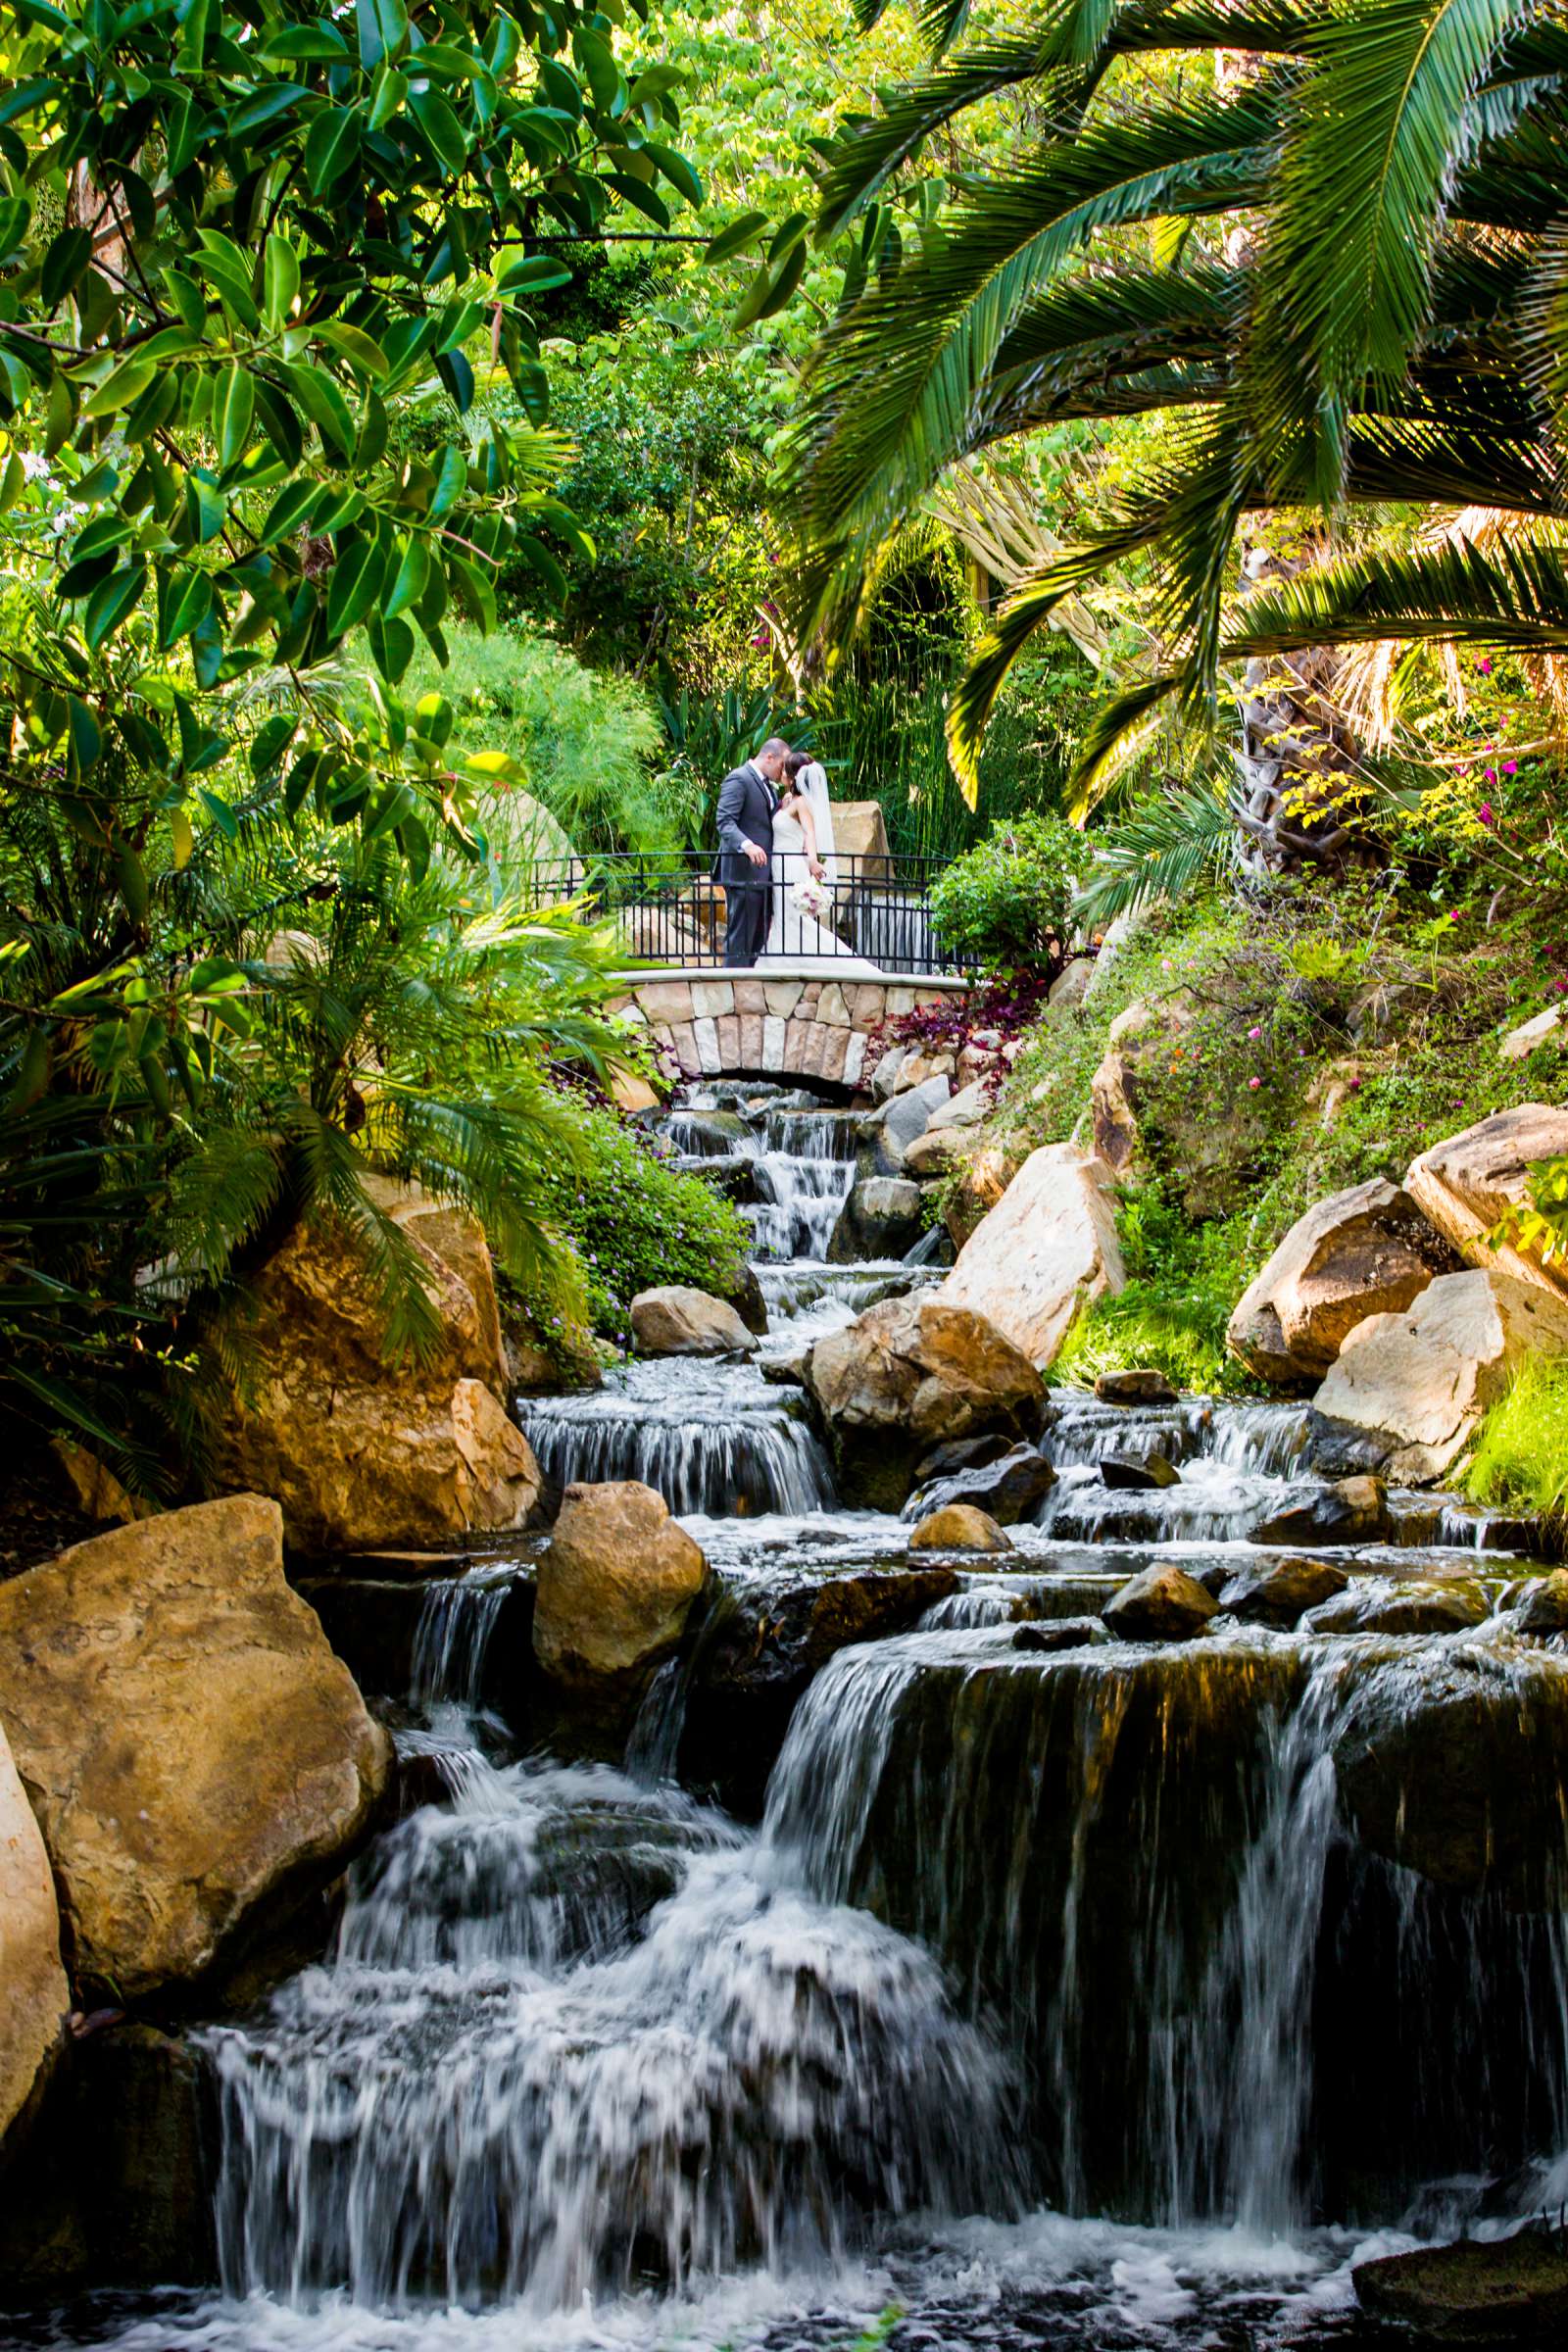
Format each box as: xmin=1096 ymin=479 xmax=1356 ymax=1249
xmin=714 ymin=736 xmax=789 ymax=968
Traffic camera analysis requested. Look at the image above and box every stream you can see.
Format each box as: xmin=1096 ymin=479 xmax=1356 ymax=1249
xmin=23 ymin=1081 xmax=1568 ymax=2352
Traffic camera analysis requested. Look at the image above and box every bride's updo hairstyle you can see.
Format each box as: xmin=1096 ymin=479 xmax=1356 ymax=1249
xmin=781 ymin=750 xmax=812 ymax=799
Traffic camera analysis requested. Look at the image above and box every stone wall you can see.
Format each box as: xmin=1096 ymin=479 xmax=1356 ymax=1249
xmin=610 ymin=972 xmax=960 ymax=1091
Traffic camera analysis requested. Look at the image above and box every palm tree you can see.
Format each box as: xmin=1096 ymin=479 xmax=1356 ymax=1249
xmin=783 ymin=0 xmax=1568 ymax=900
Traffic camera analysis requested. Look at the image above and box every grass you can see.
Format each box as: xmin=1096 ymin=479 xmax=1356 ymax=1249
xmin=1466 ymin=1359 xmax=1568 ymax=1526
xmin=1051 ymin=1183 xmax=1255 ymax=1396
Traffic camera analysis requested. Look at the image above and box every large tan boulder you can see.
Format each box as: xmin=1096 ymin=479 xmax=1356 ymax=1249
xmin=803 ymin=1293 xmax=1045 ymax=1510
xmin=630 ymin=1285 xmax=755 ymax=1356
xmin=214 ymin=1185 xmax=541 ymax=1550
xmin=1227 ymin=1179 xmax=1456 ymax=1385
xmin=1405 ymin=1103 xmax=1568 ymax=1301
xmin=907 ymin=1502 xmax=1012 ymax=1553
xmin=1311 ymin=1267 xmax=1568 ymax=1482
xmin=941 ymin=1143 xmax=1124 ymax=1369
xmin=534 ymin=1481 xmax=708 ymax=1690
xmin=0 ymin=1722 xmax=68 ymax=2141
xmin=0 ymin=1497 xmax=390 ymax=2001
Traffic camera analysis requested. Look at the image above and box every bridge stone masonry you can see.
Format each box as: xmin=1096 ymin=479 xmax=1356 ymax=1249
xmin=608 ymin=967 xmax=974 ymax=1092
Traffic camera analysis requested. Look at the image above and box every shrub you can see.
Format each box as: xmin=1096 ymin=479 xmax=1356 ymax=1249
xmin=533 ymin=1101 xmax=752 ymax=1348
xmin=930 ymin=811 xmax=1086 ymax=972
xmin=1466 ymin=1359 xmax=1568 ymax=1528
xmin=1051 ymin=1186 xmax=1254 ymax=1396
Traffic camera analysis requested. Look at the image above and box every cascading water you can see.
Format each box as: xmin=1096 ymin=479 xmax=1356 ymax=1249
xmin=24 ymin=1070 xmax=1568 ymax=2352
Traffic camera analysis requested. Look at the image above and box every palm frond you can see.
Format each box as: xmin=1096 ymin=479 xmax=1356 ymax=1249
xmin=1074 ymin=776 xmax=1244 ymax=924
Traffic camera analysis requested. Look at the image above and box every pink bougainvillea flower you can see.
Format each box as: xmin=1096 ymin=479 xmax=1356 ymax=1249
xmin=1248 ymin=1024 xmax=1261 ymax=1039
xmin=1477 ymin=658 xmax=1494 ymax=674
xmin=1248 ymin=1075 xmax=1261 ymax=1090
xmin=1479 ymin=803 xmax=1494 ymax=826
xmin=1503 ymin=760 xmax=1518 ymax=774
xmin=1484 ymin=767 xmax=1497 ymax=783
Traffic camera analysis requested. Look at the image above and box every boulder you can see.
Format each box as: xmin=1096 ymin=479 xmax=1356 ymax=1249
xmin=942 ymin=1140 xmax=1024 ymax=1248
xmin=870 ymin=1045 xmax=907 ymax=1102
xmin=0 ymin=1497 xmax=391 ymax=2001
xmin=1012 ymin=1617 xmax=1109 ymax=1652
xmin=714 ymin=1257 xmax=769 ymax=1337
xmin=1511 ymin=1572 xmax=1568 ymax=1636
xmin=1499 ymin=1005 xmax=1563 ymax=1063
xmin=629 ymin=1285 xmax=755 ymax=1357
xmin=904 ymin=1443 xmax=1055 ymax=1527
xmin=1405 ymin=1104 xmax=1568 ymax=1301
xmin=942 ymin=1143 xmax=1124 ymax=1368
xmin=827 ymin=1177 xmax=925 ymax=1263
xmin=872 ymin=1074 xmax=953 ymax=1173
xmin=1354 ymin=2229 xmax=1568 ymax=2343
xmin=803 ymin=1294 xmax=1046 ymax=1511
xmin=1047 ymin=956 xmax=1095 ymax=1012
xmin=534 ymin=1481 xmax=708 ymax=1691
xmin=1227 ymin=1179 xmax=1456 ymax=1386
xmin=212 ymin=1188 xmax=542 ymax=1550
xmin=1103 ymin=1564 xmax=1219 ymax=1642
xmin=908 ymin=1503 xmax=1012 ymax=1554
xmin=903 ymin=1128 xmax=966 ymax=1180
xmin=1307 ymin=1580 xmax=1488 ymax=1637
xmin=1331 ymin=1641 xmax=1568 ymax=1900
xmin=1101 ymin=1452 xmax=1180 ymax=1491
xmin=1311 ymin=1268 xmax=1568 ymax=1483
xmin=1217 ymin=1555 xmax=1349 ymax=1628
xmin=1 ymin=1721 xmax=67 ymax=2140
xmin=912 ymin=1433 xmax=1015 ymax=1484
xmin=1091 ymin=996 xmax=1279 ymax=1216
xmin=1095 ymin=1367 xmax=1178 ymax=1406
xmin=927 ymin=1079 xmax=991 ymax=1132
xmin=1250 ymin=1474 xmax=1390 ymax=1546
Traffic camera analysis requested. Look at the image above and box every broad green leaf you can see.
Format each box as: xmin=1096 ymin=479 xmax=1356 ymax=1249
xmin=368 ymin=63 xmax=409 ymax=130
xmin=169 ymin=807 xmax=194 ymax=869
xmin=258 ymin=477 xmax=322 ymax=546
xmin=228 ymin=83 xmax=309 ymax=141
xmin=157 ymin=564 xmax=214 ymax=649
xmin=41 ymin=224 xmax=90 ymax=309
xmin=263 ymin=235 xmax=300 ymax=330
xmin=496 ymin=251 xmax=573 ymax=293
xmin=285 ymin=362 xmax=356 ymax=460
xmin=317 ymin=319 xmax=388 ymax=380
xmin=305 ymin=103 xmax=363 ymax=194
xmin=84 ymin=564 xmax=147 ymax=651
xmin=574 ymin=27 xmax=621 ymax=112
xmin=645 ymin=140 xmax=702 ymax=208
xmin=409 ymin=84 xmax=469 ymax=173
xmin=384 ymin=534 xmax=430 ymax=618
xmin=324 ymin=532 xmax=387 ymax=636
xmin=356 ymin=0 xmax=409 ymax=72
xmin=213 ymin=364 xmax=255 ymax=470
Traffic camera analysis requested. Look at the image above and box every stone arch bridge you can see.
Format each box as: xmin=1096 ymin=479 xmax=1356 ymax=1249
xmin=608 ymin=966 xmax=974 ymax=1094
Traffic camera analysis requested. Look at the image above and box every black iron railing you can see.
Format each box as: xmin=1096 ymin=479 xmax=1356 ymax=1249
xmin=519 ymin=851 xmax=979 ymax=979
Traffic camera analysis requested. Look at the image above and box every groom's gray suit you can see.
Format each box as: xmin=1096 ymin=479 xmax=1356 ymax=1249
xmin=714 ymin=759 xmax=775 ymax=967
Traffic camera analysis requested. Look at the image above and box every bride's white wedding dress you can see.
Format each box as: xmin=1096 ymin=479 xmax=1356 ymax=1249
xmin=763 ymin=764 xmax=878 ymax=970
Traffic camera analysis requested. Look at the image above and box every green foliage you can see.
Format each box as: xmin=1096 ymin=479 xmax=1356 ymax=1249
xmin=1465 ymin=1358 xmax=1568 ymax=1528
xmin=930 ymin=810 xmax=1084 ymax=970
xmin=408 ymin=625 xmax=668 ymax=859
xmin=533 ymin=1101 xmax=751 ymax=1346
xmin=1052 ymin=1185 xmax=1251 ymax=1397
xmin=1492 ymin=1152 xmax=1568 ymax=1273
xmin=655 ymin=680 xmax=811 ymax=850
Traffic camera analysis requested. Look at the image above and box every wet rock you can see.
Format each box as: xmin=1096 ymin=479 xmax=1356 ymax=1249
xmin=0 ymin=1497 xmax=391 ymax=2003
xmin=1406 ymin=1102 xmax=1568 ymax=1302
xmin=683 ymin=1155 xmax=761 ymax=1205
xmin=1353 ymin=2228 xmax=1568 ymax=2343
xmin=1094 ymin=1367 xmax=1178 ymax=1406
xmin=1 ymin=1719 xmax=68 ymax=2141
xmin=902 ymin=1127 xmax=966 ymax=1181
xmin=1510 ymin=1572 xmax=1568 ymax=1636
xmin=1012 ymin=1617 xmax=1108 ymax=1652
xmin=912 ymin=1433 xmax=1015 ymax=1484
xmin=803 ymin=1293 xmax=1046 ymax=1511
xmin=1102 ymin=1564 xmax=1219 ymax=1642
xmin=1227 ymin=1178 xmax=1456 ymax=1386
xmin=760 ymin=1349 xmax=809 ymax=1388
xmin=1101 ymin=1452 xmax=1180 ymax=1491
xmin=0 ymin=2019 xmax=219 ymax=2297
xmin=715 ymin=1259 xmax=769 ymax=1337
xmin=1218 ymin=1554 xmax=1349 ymax=1628
xmin=1250 ymin=1474 xmax=1390 ymax=1546
xmin=904 ymin=1442 xmax=1055 ymax=1528
xmin=534 ymin=1482 xmax=707 ymax=1696
xmin=942 ymin=1143 xmax=1125 ymax=1368
xmin=1308 ymin=1580 xmax=1489 ymax=1637
xmin=1312 ymin=1268 xmax=1568 ymax=1483
xmin=1331 ymin=1642 xmax=1568 ymax=1900
xmin=629 ymin=1285 xmax=756 ymax=1357
xmin=212 ymin=1183 xmax=542 ymax=1550
xmin=678 ymin=1568 xmax=958 ymax=1817
xmin=828 ymin=1176 xmax=925 ymax=1262
xmin=908 ymin=1503 xmax=1012 ymax=1554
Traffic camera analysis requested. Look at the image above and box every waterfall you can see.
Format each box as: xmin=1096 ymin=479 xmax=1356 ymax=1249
xmin=408 ymin=1573 xmax=511 ymax=1711
xmin=762 ymin=1626 xmax=1568 ymax=2230
xmin=522 ymin=1361 xmax=835 ymax=1517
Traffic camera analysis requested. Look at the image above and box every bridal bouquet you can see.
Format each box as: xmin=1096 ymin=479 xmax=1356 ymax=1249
xmin=791 ymin=874 xmax=833 ymax=924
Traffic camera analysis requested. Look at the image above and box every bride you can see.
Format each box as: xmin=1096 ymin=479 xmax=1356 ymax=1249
xmin=765 ymin=752 xmax=874 ymax=966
